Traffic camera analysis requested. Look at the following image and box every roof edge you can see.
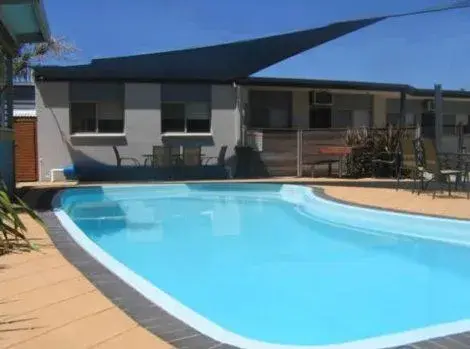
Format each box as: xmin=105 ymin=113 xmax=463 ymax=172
xmin=33 ymin=72 xmax=470 ymax=99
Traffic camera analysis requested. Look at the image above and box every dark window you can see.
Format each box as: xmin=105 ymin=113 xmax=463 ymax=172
xmin=161 ymin=102 xmax=211 ymax=133
xmin=443 ymin=114 xmax=456 ymax=136
xmin=98 ymin=119 xmax=124 ymax=133
xmin=161 ymin=103 xmax=185 ymax=132
xmin=248 ymin=107 xmax=270 ymax=128
xmin=386 ymin=113 xmax=401 ymax=126
xmin=464 ymin=115 xmax=470 ymax=134
xmin=186 ymin=102 xmax=211 ymax=133
xmin=314 ymin=91 xmax=333 ymax=105
xmin=421 ymin=112 xmax=435 ymax=138
xmin=71 ymin=103 xmax=96 ymax=133
xmin=70 ymin=102 xmax=124 ymax=134
xmin=334 ymin=110 xmax=353 ymax=128
xmin=309 ymin=107 xmax=332 ymax=128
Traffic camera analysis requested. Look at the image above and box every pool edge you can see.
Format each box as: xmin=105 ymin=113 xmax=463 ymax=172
xmin=40 ymin=183 xmax=470 ymax=349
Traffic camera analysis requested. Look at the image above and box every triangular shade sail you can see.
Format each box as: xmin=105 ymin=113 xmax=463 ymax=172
xmin=35 ymin=3 xmax=469 ymax=81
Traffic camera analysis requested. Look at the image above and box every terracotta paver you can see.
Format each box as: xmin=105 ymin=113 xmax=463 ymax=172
xmin=1 ymin=278 xmax=95 ymax=319
xmin=0 ymin=291 xmax=110 ymax=348
xmin=93 ymin=326 xmax=173 ymax=349
xmin=1 ymin=264 xmax=83 ymax=299
xmin=0 ymin=212 xmax=170 ymax=349
xmin=2 ymin=179 xmax=470 ymax=349
xmin=9 ymin=308 xmax=136 ymax=349
xmin=322 ymin=185 xmax=470 ymax=220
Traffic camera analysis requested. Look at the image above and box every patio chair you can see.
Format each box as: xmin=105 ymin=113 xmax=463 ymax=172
xmin=112 ymin=146 xmax=140 ymax=167
xmin=371 ymin=150 xmax=399 ymax=179
xmin=396 ymin=138 xmax=421 ymax=192
xmin=182 ymin=146 xmax=202 ymax=166
xmin=151 ymin=145 xmax=179 ymax=167
xmin=203 ymin=145 xmax=228 ymax=166
xmin=419 ymin=139 xmax=462 ymax=197
xmin=202 ymin=145 xmax=232 ymax=178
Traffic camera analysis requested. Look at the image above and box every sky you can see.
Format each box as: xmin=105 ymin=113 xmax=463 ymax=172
xmin=43 ymin=0 xmax=470 ymax=89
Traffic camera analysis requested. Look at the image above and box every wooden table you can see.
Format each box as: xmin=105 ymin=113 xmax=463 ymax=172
xmin=318 ymin=146 xmax=354 ymax=177
xmin=305 ymin=146 xmax=354 ymax=178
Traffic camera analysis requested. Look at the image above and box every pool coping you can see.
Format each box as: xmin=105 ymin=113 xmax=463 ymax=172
xmin=40 ymin=184 xmax=470 ymax=349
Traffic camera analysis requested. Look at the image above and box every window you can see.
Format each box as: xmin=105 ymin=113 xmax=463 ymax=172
xmin=386 ymin=113 xmax=415 ymax=127
xmin=310 ymin=91 xmax=333 ymax=105
xmin=386 ymin=113 xmax=401 ymax=126
xmin=333 ymin=110 xmax=353 ymax=128
xmin=161 ymin=102 xmax=211 ymax=133
xmin=70 ymin=103 xmax=96 ymax=133
xmin=70 ymin=102 xmax=124 ymax=134
xmin=464 ymin=116 xmax=470 ymax=134
xmin=309 ymin=107 xmax=332 ymax=128
xmin=443 ymin=114 xmax=456 ymax=136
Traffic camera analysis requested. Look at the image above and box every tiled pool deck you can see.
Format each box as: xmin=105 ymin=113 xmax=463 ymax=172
xmin=2 ymin=179 xmax=470 ymax=349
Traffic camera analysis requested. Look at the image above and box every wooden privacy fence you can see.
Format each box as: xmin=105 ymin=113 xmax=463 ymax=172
xmin=245 ymin=127 xmax=417 ymax=177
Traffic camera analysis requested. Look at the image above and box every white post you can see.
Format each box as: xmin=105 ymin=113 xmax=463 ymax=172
xmin=297 ymin=129 xmax=303 ymax=177
xmin=434 ymin=84 xmax=443 ymax=153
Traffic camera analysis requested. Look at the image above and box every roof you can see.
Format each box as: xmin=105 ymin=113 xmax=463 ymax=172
xmin=34 ymin=3 xmax=470 ymax=91
xmin=0 ymin=0 xmax=50 ymax=54
xmin=239 ymin=77 xmax=470 ymax=98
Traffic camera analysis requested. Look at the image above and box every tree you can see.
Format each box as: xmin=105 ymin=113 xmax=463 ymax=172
xmin=1 ymin=36 xmax=76 ymax=88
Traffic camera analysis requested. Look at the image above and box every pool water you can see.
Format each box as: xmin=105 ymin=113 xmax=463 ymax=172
xmin=57 ymin=184 xmax=470 ymax=347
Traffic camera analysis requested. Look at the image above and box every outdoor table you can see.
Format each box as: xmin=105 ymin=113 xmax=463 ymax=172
xmin=443 ymin=151 xmax=470 ymax=188
xmin=142 ymin=153 xmax=181 ymax=167
xmin=304 ymin=146 xmax=353 ymax=178
xmin=318 ymin=146 xmax=354 ymax=177
xmin=142 ymin=153 xmax=206 ymax=167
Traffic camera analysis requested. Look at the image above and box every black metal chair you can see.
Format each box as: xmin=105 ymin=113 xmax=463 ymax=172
xmin=203 ymin=145 xmax=227 ymax=166
xmin=419 ymin=139 xmax=462 ymax=197
xmin=112 ymin=146 xmax=140 ymax=167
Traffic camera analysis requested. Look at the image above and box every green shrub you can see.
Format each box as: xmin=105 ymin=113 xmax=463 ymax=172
xmin=0 ymin=182 xmax=44 ymax=253
xmin=344 ymin=125 xmax=411 ymax=177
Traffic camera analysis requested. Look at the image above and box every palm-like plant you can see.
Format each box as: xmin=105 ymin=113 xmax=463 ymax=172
xmin=0 ymin=182 xmax=44 ymax=253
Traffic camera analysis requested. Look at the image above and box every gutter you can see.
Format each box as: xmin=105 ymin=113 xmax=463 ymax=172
xmin=32 ymin=0 xmax=51 ymax=42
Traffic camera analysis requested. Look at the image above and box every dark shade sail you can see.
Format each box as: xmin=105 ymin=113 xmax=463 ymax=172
xmin=35 ymin=3 xmax=470 ymax=82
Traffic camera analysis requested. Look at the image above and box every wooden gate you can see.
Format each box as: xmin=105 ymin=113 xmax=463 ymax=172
xmin=14 ymin=117 xmax=38 ymax=182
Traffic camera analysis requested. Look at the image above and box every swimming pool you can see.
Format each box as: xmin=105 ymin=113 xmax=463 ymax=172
xmin=54 ymin=183 xmax=470 ymax=349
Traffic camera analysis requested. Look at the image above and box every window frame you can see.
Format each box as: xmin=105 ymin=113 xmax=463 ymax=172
xmin=442 ymin=114 xmax=457 ymax=136
xmin=333 ymin=109 xmax=353 ymax=129
xmin=161 ymin=101 xmax=212 ymax=134
xmin=69 ymin=101 xmax=125 ymax=135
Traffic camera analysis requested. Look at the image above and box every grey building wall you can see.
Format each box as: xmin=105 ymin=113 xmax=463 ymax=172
xmin=386 ymin=98 xmax=470 ymax=115
xmin=36 ymin=81 xmax=239 ymax=180
xmin=36 ymin=81 xmax=73 ymax=180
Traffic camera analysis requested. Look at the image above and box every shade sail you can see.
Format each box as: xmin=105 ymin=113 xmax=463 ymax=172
xmin=35 ymin=3 xmax=469 ymax=81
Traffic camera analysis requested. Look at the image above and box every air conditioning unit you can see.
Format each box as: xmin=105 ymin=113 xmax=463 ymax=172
xmin=310 ymin=90 xmax=333 ymax=106
xmin=423 ymin=99 xmax=435 ymax=112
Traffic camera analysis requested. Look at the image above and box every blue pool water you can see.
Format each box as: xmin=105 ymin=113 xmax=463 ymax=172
xmin=57 ymin=184 xmax=470 ymax=347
